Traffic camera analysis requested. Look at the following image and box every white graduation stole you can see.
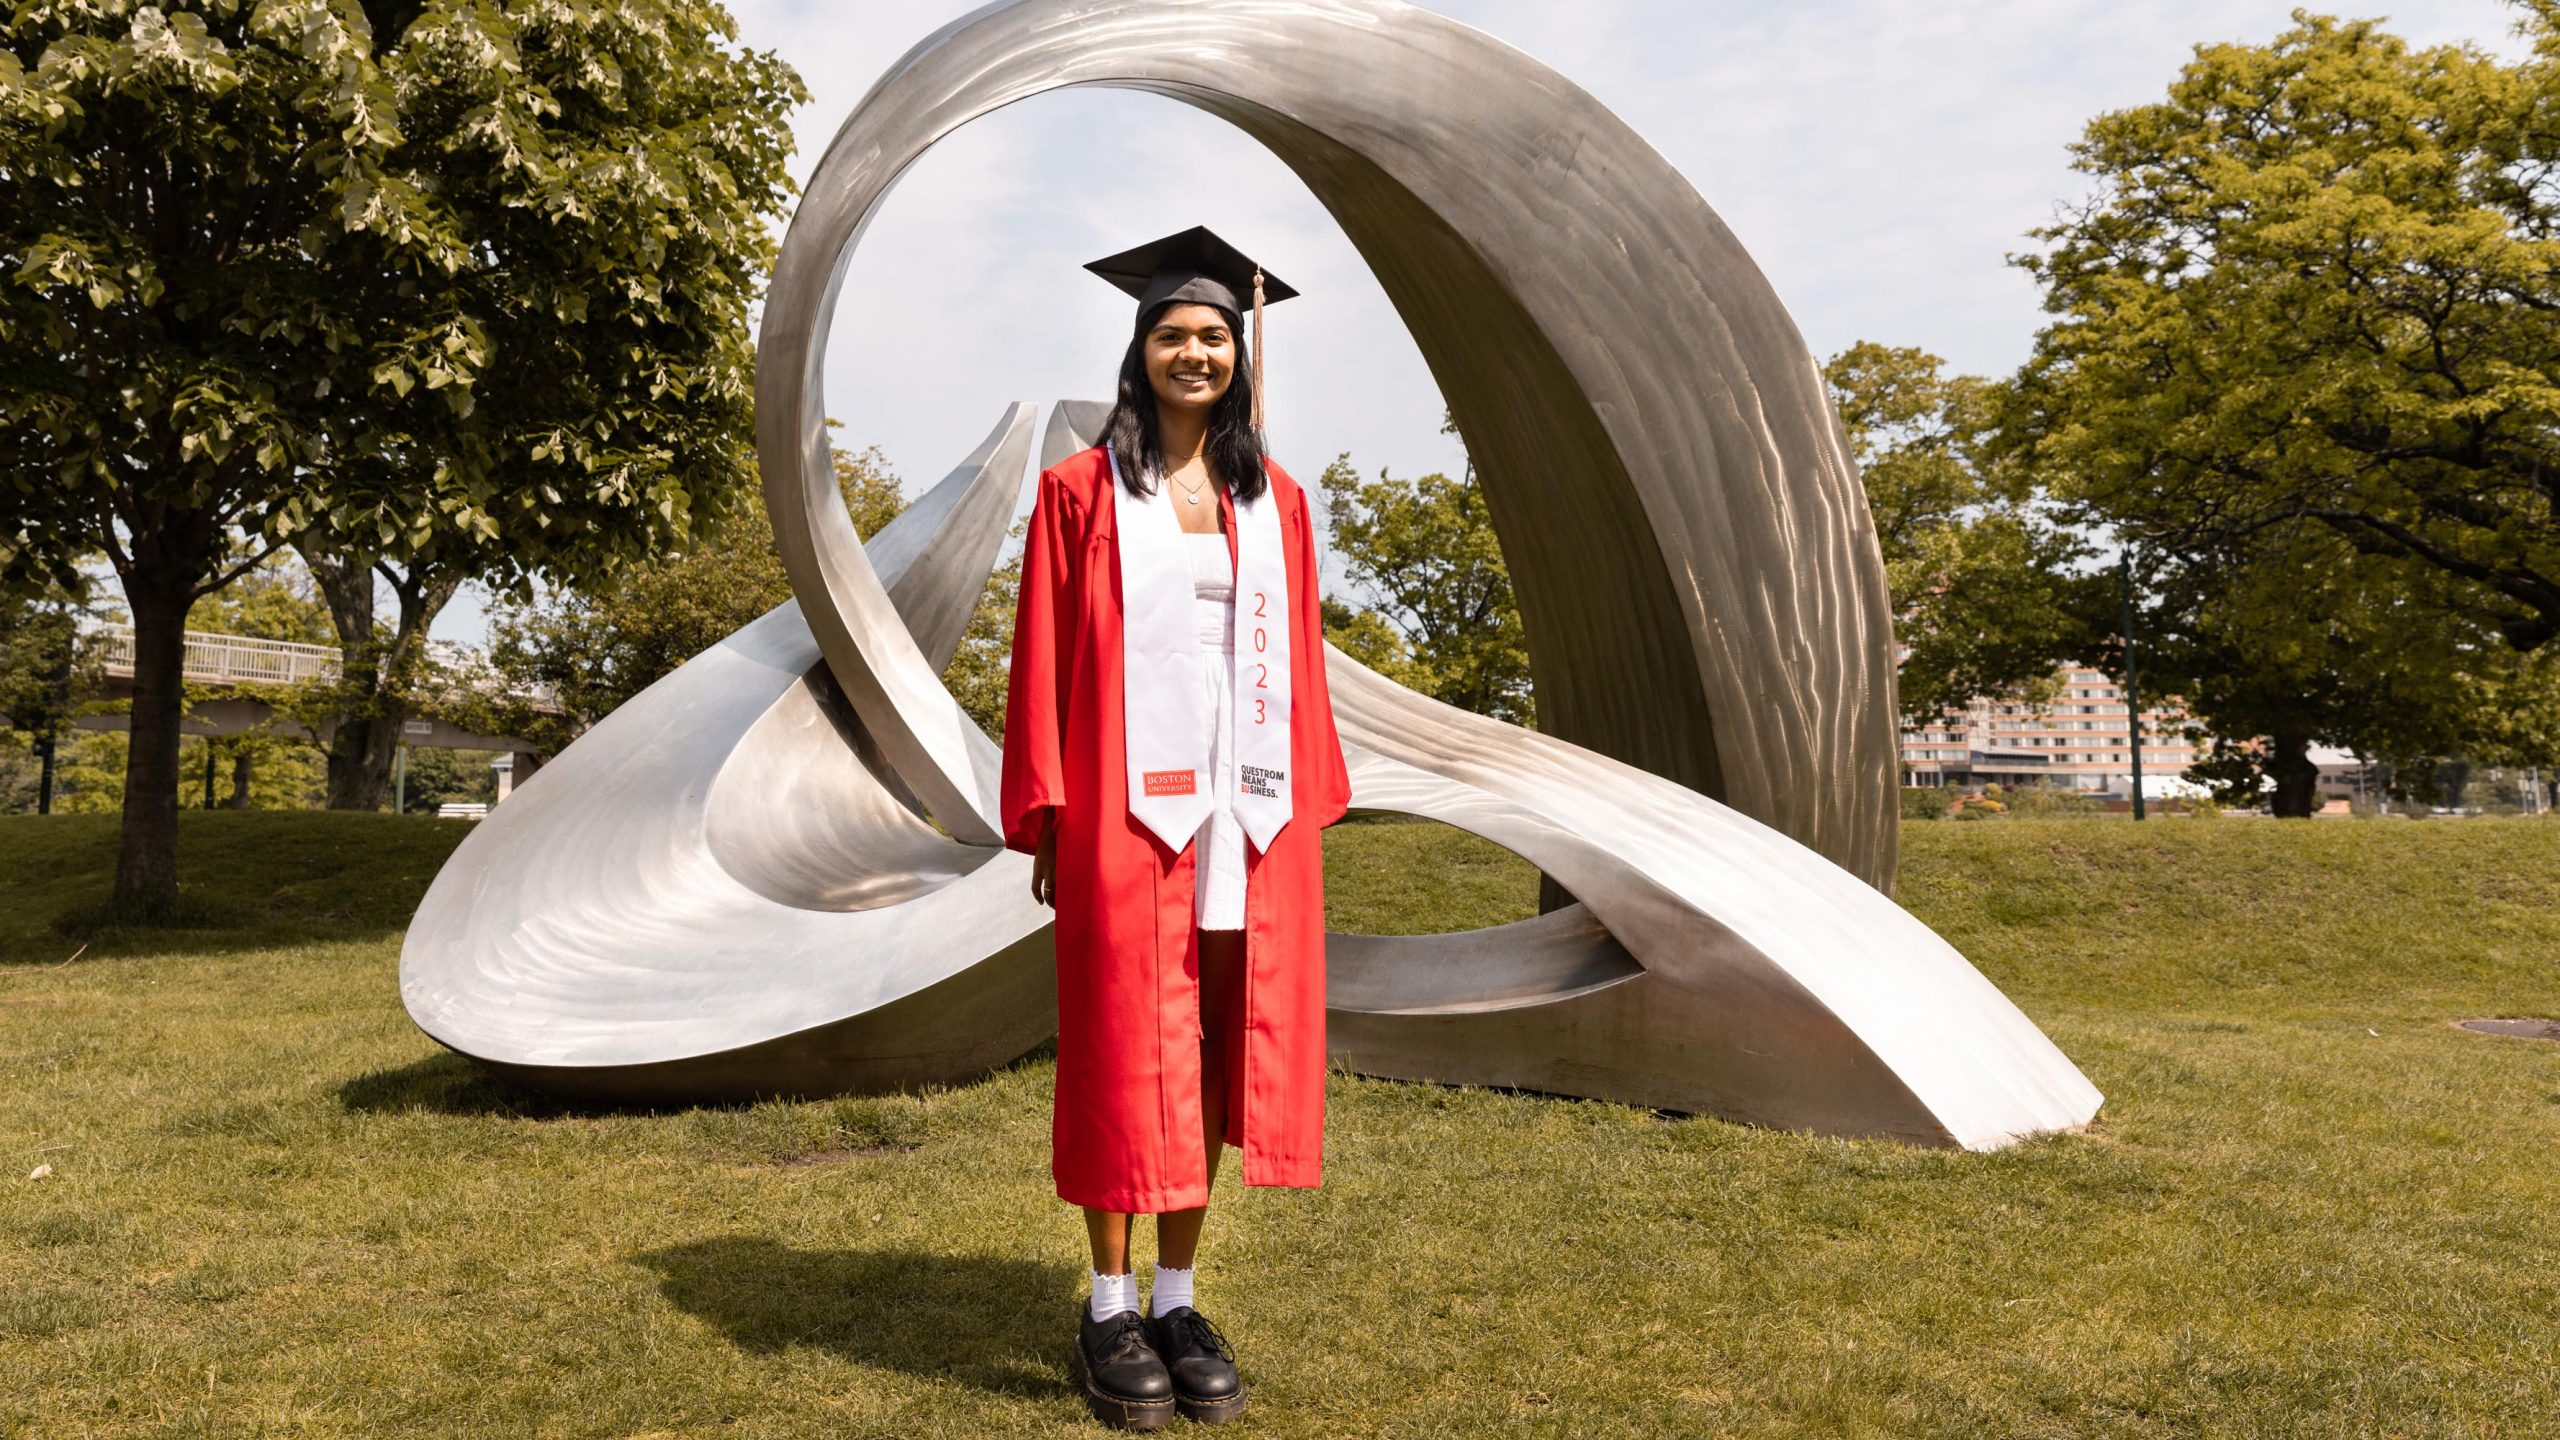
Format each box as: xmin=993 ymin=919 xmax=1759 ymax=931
xmin=1111 ymin=447 xmax=1295 ymax=855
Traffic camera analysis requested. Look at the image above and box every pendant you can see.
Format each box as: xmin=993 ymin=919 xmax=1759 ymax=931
xmin=1187 ymin=493 xmax=1202 ymax=504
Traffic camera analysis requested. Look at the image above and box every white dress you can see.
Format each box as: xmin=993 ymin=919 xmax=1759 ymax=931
xmin=1185 ymin=529 xmax=1248 ymax=930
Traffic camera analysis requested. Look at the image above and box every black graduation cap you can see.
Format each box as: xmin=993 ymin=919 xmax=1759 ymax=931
xmin=1086 ymin=225 xmax=1297 ymax=429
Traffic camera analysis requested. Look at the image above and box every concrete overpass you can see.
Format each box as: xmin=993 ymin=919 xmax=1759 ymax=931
xmin=74 ymin=621 xmax=550 ymax=767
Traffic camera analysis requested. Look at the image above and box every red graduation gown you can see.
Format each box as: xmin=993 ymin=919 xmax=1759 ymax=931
xmin=999 ymin=443 xmax=1352 ymax=1213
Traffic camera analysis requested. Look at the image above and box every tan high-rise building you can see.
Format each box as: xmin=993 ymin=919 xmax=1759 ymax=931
xmin=1900 ymin=665 xmax=2201 ymax=795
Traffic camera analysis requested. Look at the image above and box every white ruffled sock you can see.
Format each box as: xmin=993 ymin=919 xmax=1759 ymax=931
xmin=1151 ymin=1264 xmax=1196 ymax=1316
xmin=1088 ymin=1269 xmax=1139 ymax=1321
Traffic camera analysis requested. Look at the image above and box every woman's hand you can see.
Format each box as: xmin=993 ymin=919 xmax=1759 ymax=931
xmin=1031 ymin=809 xmax=1059 ymax=908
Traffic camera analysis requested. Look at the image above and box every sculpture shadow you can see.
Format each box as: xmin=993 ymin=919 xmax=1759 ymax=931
xmin=336 ymin=1052 xmax=656 ymax=1120
xmin=635 ymin=1236 xmax=1075 ymax=1399
xmin=338 ymin=1043 xmax=1066 ymax=1121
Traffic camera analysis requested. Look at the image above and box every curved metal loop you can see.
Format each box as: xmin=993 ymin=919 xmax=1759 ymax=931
xmin=760 ymin=0 xmax=1896 ymax=885
xmin=404 ymin=0 xmax=2102 ymax=1147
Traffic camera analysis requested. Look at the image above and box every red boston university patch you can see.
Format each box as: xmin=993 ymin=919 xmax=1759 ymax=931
xmin=1141 ymin=769 xmax=1197 ymax=796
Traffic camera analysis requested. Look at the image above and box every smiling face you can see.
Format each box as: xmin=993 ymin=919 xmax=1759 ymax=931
xmin=1142 ymin=302 xmax=1237 ymax=416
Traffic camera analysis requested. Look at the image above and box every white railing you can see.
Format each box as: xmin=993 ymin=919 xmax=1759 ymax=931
xmin=91 ymin=622 xmax=340 ymax=687
xmin=84 ymin=620 xmax=562 ymax=713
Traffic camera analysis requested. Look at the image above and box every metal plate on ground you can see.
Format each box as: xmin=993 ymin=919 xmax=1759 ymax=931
xmin=2455 ymin=1018 xmax=2560 ymax=1041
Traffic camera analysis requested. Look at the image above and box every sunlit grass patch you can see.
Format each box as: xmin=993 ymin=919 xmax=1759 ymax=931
xmin=2 ymin=811 xmax=2556 ymax=1436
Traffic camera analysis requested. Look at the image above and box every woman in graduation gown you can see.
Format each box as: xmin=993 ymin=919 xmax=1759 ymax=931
xmin=999 ymin=225 xmax=1351 ymax=1431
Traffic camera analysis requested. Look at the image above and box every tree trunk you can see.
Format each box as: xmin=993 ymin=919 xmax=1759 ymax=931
xmin=2437 ymin=758 xmax=2472 ymax=811
xmin=113 ymin=579 xmax=194 ymax=915
xmin=303 ymin=549 xmax=463 ymax=811
xmin=36 ymin=724 xmax=57 ymax=814
xmin=306 ymin=550 xmax=387 ymax=810
xmin=329 ymin=707 xmax=403 ymax=812
xmin=226 ymin=746 xmax=254 ymax=809
xmin=2266 ymin=731 xmax=2321 ymax=818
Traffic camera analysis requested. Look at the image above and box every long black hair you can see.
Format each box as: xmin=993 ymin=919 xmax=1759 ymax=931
xmin=1102 ymin=299 xmax=1269 ymax=504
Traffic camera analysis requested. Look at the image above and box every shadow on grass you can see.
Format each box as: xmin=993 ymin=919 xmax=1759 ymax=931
xmin=0 ymin=894 xmax=407 ymax=966
xmin=0 ymin=812 xmax=475 ymax=966
xmin=336 ymin=1048 xmax=1058 ymax=1122
xmin=336 ymin=1052 xmax=621 ymax=1120
xmin=635 ymin=1237 xmax=1077 ymax=1399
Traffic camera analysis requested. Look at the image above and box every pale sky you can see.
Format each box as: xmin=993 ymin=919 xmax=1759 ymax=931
xmin=429 ymin=0 xmax=2538 ymax=644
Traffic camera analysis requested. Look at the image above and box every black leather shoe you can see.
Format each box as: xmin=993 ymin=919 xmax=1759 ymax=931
xmin=1148 ymin=1305 xmax=1247 ymax=1423
xmin=1073 ymin=1299 xmax=1176 ymax=1431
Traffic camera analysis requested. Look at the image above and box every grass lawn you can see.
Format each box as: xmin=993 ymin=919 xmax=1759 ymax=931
xmin=5 ymin=810 xmax=2558 ymax=1438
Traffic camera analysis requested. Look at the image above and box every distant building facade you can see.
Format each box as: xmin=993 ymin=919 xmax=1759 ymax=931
xmin=1900 ymin=665 xmax=2201 ymax=795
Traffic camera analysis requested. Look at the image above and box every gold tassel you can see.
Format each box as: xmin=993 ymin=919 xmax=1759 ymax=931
xmin=1251 ymin=266 xmax=1266 ymax=433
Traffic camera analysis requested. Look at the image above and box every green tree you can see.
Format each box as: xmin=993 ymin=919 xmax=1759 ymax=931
xmin=487 ymin=446 xmax=898 ymax=745
xmin=2002 ymin=7 xmax=2560 ymax=813
xmin=46 ymin=730 xmax=128 ymax=815
xmin=395 ymin=745 xmax=496 ymax=814
xmin=0 ymin=0 xmax=803 ymax=916
xmin=1316 ymin=594 xmax=1436 ymax=697
xmin=487 ymin=445 xmax=1019 ymax=745
xmin=44 ymin=559 xmax=334 ymax=814
xmin=2112 ymin=523 xmax=2560 ymax=813
xmin=945 ymin=536 xmax=1023 ymax=745
xmin=189 ymin=556 xmax=334 ymax=809
xmin=1822 ymin=341 xmax=2097 ymax=722
xmin=26 ymin=729 xmax=322 ymax=814
xmin=0 ymin=580 xmax=97 ymax=813
xmin=194 ymin=557 xmax=334 ymax=648
xmin=285 ymin=1 xmax=803 ymax=814
xmin=1317 ymin=416 xmax=1534 ymax=724
xmin=0 ymin=733 xmax=40 ymax=811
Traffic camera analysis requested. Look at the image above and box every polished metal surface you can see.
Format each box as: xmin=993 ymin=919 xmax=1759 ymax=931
xmin=1039 ymin=408 xmax=2099 ymax=1145
xmin=400 ymin=406 xmax=1057 ymax=1101
xmin=402 ymin=0 xmax=2101 ymax=1146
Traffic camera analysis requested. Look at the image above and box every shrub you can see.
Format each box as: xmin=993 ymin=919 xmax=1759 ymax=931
xmin=2004 ymin=785 xmax=2104 ymax=817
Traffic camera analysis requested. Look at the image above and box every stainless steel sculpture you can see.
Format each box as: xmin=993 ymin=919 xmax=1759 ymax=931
xmin=402 ymin=0 xmax=2102 ymax=1147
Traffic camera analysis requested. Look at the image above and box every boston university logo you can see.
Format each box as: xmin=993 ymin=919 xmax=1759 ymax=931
xmin=1142 ymin=769 xmax=1197 ymax=797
